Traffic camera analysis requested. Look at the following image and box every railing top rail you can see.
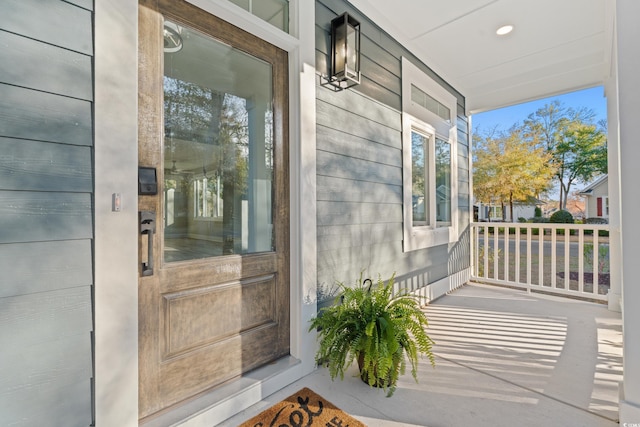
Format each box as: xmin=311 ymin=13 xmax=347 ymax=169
xmin=470 ymin=222 xmax=610 ymax=230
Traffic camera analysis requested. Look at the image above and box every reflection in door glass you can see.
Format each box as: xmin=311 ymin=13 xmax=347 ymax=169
xmin=163 ymin=20 xmax=274 ymax=262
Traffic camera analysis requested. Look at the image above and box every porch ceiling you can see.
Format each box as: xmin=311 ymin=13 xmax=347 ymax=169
xmin=349 ymin=0 xmax=612 ymax=114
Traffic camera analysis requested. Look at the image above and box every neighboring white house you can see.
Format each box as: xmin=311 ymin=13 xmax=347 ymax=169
xmin=579 ymin=175 xmax=609 ymax=220
xmin=476 ymin=197 xmax=543 ymax=222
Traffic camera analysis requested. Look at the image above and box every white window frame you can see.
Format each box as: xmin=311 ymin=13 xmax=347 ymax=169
xmin=402 ymin=57 xmax=458 ymax=252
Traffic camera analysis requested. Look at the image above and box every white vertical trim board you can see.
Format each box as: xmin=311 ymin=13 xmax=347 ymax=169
xmin=93 ymin=0 xmax=139 ymax=426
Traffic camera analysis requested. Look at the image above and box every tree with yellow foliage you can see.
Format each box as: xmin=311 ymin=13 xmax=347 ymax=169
xmin=474 ymin=128 xmax=555 ymax=221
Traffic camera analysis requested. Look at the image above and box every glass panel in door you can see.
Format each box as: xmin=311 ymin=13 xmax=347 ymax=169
xmin=163 ymin=20 xmax=274 ymax=262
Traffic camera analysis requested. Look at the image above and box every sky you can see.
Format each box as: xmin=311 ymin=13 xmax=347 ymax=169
xmin=471 ymin=86 xmax=608 ymax=134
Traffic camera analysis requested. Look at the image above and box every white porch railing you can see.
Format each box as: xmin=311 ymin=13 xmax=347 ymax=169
xmin=470 ymin=222 xmax=611 ymax=302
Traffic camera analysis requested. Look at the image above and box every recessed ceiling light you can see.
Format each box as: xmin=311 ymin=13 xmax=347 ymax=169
xmin=496 ymin=25 xmax=514 ymax=36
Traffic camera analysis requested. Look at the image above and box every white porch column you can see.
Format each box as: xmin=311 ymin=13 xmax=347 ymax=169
xmin=616 ymin=0 xmax=640 ymax=422
xmin=605 ymin=68 xmax=622 ymax=313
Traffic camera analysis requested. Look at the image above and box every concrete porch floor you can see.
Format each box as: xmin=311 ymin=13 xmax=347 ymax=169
xmin=219 ymin=283 xmax=623 ymax=427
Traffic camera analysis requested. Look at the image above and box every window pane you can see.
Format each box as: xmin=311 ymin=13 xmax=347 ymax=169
xmin=435 ymin=138 xmax=451 ymax=227
xmin=411 ymin=131 xmax=428 ymax=225
xmin=411 ymin=84 xmax=451 ymax=122
xmin=228 ymin=0 xmax=289 ymax=32
xmin=163 ymin=20 xmax=274 ymax=262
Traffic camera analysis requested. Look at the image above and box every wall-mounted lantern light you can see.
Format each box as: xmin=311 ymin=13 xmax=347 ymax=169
xmin=321 ymin=12 xmax=361 ymax=91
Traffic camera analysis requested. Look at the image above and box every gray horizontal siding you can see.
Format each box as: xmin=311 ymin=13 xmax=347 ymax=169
xmin=0 ymin=287 xmax=92 ymax=426
xmin=0 ymin=286 xmax=92 ymax=345
xmin=0 ymin=137 xmax=92 ymax=192
xmin=317 ymin=175 xmax=401 ymax=203
xmin=0 ymin=0 xmax=93 ymax=55
xmin=0 ymin=30 xmax=92 ymax=100
xmin=316 ymin=99 xmax=400 ymax=148
xmin=317 ymin=200 xmax=401 ymax=226
xmin=317 ymin=150 xmax=402 ymax=185
xmin=0 ymin=240 xmax=93 ymax=298
xmin=0 ymin=84 xmax=92 ymax=145
xmin=458 ymin=144 xmax=470 ymax=162
xmin=66 ymin=0 xmax=94 ymax=11
xmin=316 ymin=0 xmax=470 ymax=292
xmin=0 ymin=191 xmax=92 ymax=244
xmin=0 ymin=1 xmax=94 ymax=425
xmin=458 ymin=129 xmax=469 ymax=146
xmin=458 ymin=181 xmax=470 ymax=197
xmin=316 ymin=82 xmax=400 ymax=131
xmin=318 ymin=241 xmax=449 ymax=289
xmin=0 ymin=356 xmax=92 ymax=427
xmin=317 ymin=126 xmax=402 ymax=167
xmin=318 ymin=223 xmax=402 ymax=252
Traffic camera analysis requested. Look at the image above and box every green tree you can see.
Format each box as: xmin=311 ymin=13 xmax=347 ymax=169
xmin=523 ymin=101 xmax=607 ymax=209
xmin=474 ymin=128 xmax=555 ymax=221
xmin=553 ymin=122 xmax=607 ymax=209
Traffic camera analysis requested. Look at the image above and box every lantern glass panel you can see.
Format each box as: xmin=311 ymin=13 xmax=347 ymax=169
xmin=333 ymin=21 xmax=346 ymax=76
xmin=346 ymin=23 xmax=358 ymax=77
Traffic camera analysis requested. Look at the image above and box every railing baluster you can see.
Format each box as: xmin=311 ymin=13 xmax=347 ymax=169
xmin=504 ymin=226 xmax=510 ymax=282
xmin=493 ymin=226 xmax=499 ymax=280
xmin=539 ymin=226 xmax=544 ymax=287
xmin=473 ymin=225 xmax=478 ymax=277
xmin=578 ymin=227 xmax=584 ymax=293
xmin=551 ymin=230 xmax=557 ymax=289
xmin=483 ymin=225 xmax=488 ymax=280
xmin=593 ymin=232 xmax=599 ymax=295
xmin=526 ymin=227 xmax=532 ymax=291
xmin=564 ymin=228 xmax=570 ymax=290
xmin=515 ymin=226 xmax=521 ymax=284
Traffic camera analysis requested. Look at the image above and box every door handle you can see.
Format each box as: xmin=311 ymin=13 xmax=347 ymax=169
xmin=140 ymin=211 xmax=156 ymax=276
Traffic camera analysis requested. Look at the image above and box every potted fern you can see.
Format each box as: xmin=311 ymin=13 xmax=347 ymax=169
xmin=309 ymin=273 xmax=435 ymax=397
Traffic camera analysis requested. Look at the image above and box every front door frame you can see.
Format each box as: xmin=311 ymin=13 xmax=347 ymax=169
xmin=94 ymin=0 xmax=318 ymax=425
xmin=138 ymin=0 xmax=291 ymax=419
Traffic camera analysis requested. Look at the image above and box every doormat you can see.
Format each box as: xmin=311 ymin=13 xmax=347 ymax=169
xmin=239 ymin=387 xmax=366 ymax=427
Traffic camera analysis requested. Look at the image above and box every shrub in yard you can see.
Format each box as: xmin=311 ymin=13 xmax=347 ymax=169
xmin=529 ymin=216 xmax=549 ymax=223
xmin=517 ymin=217 xmax=527 ymax=223
xmin=583 ymin=218 xmax=609 ymax=237
xmin=549 ymin=210 xmax=574 ymax=224
xmin=534 ymin=206 xmax=542 ymax=217
xmin=585 ymin=217 xmax=608 ymax=224
xmin=550 ymin=210 xmax=574 ymax=235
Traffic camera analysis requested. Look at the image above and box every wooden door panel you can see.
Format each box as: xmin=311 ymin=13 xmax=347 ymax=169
xmin=158 ymin=322 xmax=282 ymax=406
xmin=162 ymin=274 xmax=278 ymax=358
xmin=157 ymin=253 xmax=277 ymax=293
